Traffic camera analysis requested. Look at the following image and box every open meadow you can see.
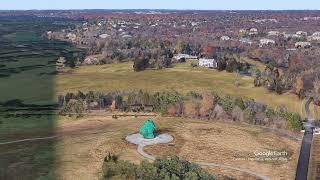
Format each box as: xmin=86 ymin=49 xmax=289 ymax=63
xmin=56 ymin=61 xmax=318 ymax=118
xmin=0 ymin=115 xmax=300 ymax=180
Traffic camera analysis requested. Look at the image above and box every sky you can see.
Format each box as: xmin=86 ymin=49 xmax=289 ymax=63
xmin=0 ymin=0 xmax=320 ymax=10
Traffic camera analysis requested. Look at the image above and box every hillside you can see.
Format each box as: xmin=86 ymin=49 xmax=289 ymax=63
xmin=56 ymin=61 xmax=318 ymax=118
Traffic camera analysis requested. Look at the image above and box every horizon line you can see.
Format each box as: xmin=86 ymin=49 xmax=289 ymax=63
xmin=0 ymin=8 xmax=320 ymax=11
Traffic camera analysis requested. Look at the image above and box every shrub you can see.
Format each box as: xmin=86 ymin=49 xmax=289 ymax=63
xmin=101 ymin=155 xmax=215 ymax=180
xmin=59 ymin=99 xmax=85 ymax=117
xmin=286 ymin=113 xmax=303 ymax=131
xmin=133 ymin=58 xmax=149 ymax=72
xmin=244 ymin=108 xmax=254 ymax=124
xmin=191 ymin=62 xmax=198 ymax=67
xmin=265 ymin=108 xmax=277 ymax=118
xmin=186 ymin=91 xmax=202 ymax=100
xmin=153 ymin=91 xmax=183 ymax=114
xmin=217 ymin=95 xmax=235 ymax=113
xmin=127 ymin=90 xmax=154 ymax=105
xmin=101 ymin=154 xmax=136 ymax=179
xmin=234 ymin=97 xmax=245 ymax=110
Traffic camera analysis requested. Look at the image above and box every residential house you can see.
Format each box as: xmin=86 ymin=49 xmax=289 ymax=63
xmin=268 ymin=31 xmax=280 ymax=36
xmin=199 ymin=58 xmax=217 ymax=68
xmin=295 ymin=42 xmax=312 ymax=48
xmin=307 ymin=32 xmax=320 ymax=41
xmin=296 ymin=31 xmax=308 ymax=36
xmin=249 ymin=28 xmax=258 ymax=35
xmin=173 ymin=54 xmax=198 ymax=62
xmin=99 ymin=34 xmax=110 ymax=39
xmin=220 ymin=36 xmax=231 ymax=41
xmin=259 ymin=38 xmax=275 ymax=47
xmin=284 ymin=33 xmax=302 ymax=40
xmin=239 ymin=38 xmax=252 ymax=45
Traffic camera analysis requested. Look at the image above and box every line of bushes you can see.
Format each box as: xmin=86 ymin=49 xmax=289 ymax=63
xmin=101 ymin=153 xmax=215 ymax=180
xmin=58 ymin=90 xmax=303 ymax=132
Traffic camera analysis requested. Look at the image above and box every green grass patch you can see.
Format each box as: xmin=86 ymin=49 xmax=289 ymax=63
xmin=56 ymin=62 xmax=312 ymax=117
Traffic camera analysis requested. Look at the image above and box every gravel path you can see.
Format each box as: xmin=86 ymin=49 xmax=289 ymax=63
xmin=126 ymin=133 xmax=270 ymax=180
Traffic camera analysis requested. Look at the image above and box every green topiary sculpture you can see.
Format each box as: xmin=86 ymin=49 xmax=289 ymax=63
xmin=139 ymin=119 xmax=157 ymax=139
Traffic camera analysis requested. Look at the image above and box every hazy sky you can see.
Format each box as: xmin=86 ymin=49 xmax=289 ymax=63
xmin=0 ymin=0 xmax=320 ymax=10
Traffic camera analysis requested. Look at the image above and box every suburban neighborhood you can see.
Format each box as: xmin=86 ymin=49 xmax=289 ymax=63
xmin=1 ymin=1 xmax=320 ymax=180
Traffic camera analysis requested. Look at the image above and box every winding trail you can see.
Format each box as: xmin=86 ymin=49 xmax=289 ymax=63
xmin=1 ymin=115 xmax=299 ymax=180
xmin=136 ymin=140 xmax=270 ymax=180
xmin=0 ymin=135 xmax=59 ymax=145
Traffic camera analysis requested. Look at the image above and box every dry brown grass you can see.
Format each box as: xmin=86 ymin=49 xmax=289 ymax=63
xmin=48 ymin=116 xmax=299 ymax=180
xmin=55 ymin=62 xmax=320 ymax=118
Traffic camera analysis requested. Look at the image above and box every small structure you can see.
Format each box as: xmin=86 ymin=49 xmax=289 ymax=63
xmin=307 ymin=32 xmax=320 ymax=41
xmin=199 ymin=58 xmax=217 ymax=68
xmin=259 ymin=38 xmax=275 ymax=47
xmin=143 ymin=105 xmax=154 ymax=112
xmin=295 ymin=41 xmax=312 ymax=48
xmin=173 ymin=54 xmax=197 ymax=62
xmin=248 ymin=28 xmax=258 ymax=35
xmin=122 ymin=34 xmax=133 ymax=38
xmin=139 ymin=120 xmax=156 ymax=139
xmin=66 ymin=33 xmax=77 ymax=42
xmin=83 ymin=55 xmax=102 ymax=65
xmin=268 ymin=31 xmax=280 ymax=36
xmin=126 ymin=120 xmax=174 ymax=160
xmin=220 ymin=35 xmax=231 ymax=41
xmin=296 ymin=31 xmax=308 ymax=36
xmin=313 ymin=32 xmax=320 ymax=37
xmin=99 ymin=34 xmax=110 ymax=39
xmin=239 ymin=28 xmax=247 ymax=34
xmin=239 ymin=38 xmax=253 ymax=45
xmin=56 ymin=57 xmax=66 ymax=72
xmin=307 ymin=35 xmax=320 ymax=41
xmin=129 ymin=104 xmax=154 ymax=112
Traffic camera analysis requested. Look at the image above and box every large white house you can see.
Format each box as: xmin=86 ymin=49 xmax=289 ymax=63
xmin=199 ymin=58 xmax=217 ymax=68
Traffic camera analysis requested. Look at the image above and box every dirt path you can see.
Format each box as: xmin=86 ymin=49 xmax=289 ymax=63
xmin=135 ymin=140 xmax=270 ymax=180
xmin=1 ymin=116 xmax=299 ymax=180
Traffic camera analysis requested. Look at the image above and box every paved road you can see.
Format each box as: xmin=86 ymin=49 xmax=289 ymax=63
xmin=295 ymin=125 xmax=313 ymax=180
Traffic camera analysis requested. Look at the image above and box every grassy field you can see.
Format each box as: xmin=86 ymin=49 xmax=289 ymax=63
xmin=1 ymin=115 xmax=297 ymax=180
xmin=56 ymin=61 xmax=317 ymax=118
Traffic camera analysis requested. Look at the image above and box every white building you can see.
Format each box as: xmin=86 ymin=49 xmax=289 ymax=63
xmin=239 ymin=38 xmax=252 ymax=45
xmin=307 ymin=32 xmax=320 ymax=41
xmin=248 ymin=28 xmax=258 ymax=35
xmin=122 ymin=34 xmax=133 ymax=38
xmin=268 ymin=31 xmax=280 ymax=36
xmin=99 ymin=34 xmax=110 ymax=39
xmin=296 ymin=31 xmax=308 ymax=36
xmin=259 ymin=38 xmax=275 ymax=47
xmin=220 ymin=36 xmax=231 ymax=41
xmin=308 ymin=35 xmax=320 ymax=41
xmin=284 ymin=33 xmax=302 ymax=40
xmin=313 ymin=32 xmax=320 ymax=36
xmin=295 ymin=42 xmax=312 ymax=48
xmin=173 ymin=54 xmax=197 ymax=61
xmin=199 ymin=59 xmax=217 ymax=68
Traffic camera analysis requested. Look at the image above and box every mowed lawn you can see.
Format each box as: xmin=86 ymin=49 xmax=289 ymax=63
xmin=56 ymin=62 xmax=316 ymax=117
